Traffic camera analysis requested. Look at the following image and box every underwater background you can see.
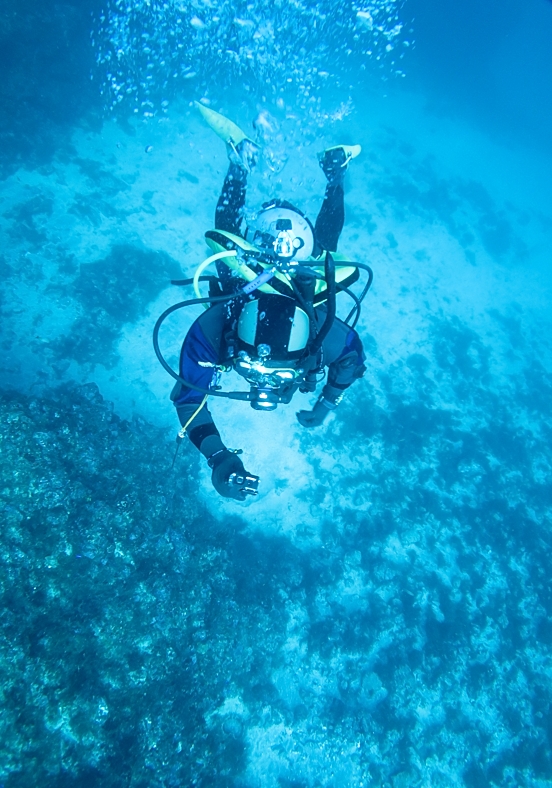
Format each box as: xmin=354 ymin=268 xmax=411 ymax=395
xmin=1 ymin=0 xmax=552 ymax=785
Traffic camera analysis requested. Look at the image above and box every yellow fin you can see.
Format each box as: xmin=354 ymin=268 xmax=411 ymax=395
xmin=324 ymin=144 xmax=362 ymax=159
xmin=195 ymin=101 xmax=251 ymax=146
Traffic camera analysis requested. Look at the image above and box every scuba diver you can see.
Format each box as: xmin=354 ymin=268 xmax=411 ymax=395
xmin=153 ymin=103 xmax=372 ymax=501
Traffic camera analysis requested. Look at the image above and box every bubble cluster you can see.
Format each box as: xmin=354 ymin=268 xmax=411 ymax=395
xmin=93 ymin=0 xmax=411 ymax=118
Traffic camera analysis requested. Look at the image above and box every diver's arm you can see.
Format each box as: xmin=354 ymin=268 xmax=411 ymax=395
xmin=173 ymin=309 xmax=258 ymax=500
xmin=172 ymin=312 xmax=229 ymax=465
xmin=175 ymin=401 xmax=223 ymax=460
xmin=296 ymin=357 xmax=364 ymax=428
xmin=175 ymin=403 xmax=256 ymax=501
xmin=297 ymin=322 xmax=366 ymax=428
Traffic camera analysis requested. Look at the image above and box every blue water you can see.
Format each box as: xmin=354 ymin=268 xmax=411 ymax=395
xmin=1 ymin=0 xmax=552 ymax=785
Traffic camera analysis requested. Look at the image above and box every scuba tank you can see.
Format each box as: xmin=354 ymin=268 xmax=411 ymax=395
xmin=153 ymin=237 xmax=373 ymax=405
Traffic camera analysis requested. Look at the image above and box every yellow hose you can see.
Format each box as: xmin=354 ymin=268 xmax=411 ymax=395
xmin=178 ymin=394 xmax=208 ymax=438
xmin=193 ymin=250 xmax=237 ymax=307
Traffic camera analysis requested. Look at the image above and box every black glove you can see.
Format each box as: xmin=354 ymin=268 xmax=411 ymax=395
xmin=209 ymin=450 xmax=259 ymax=501
xmin=296 ymin=397 xmax=335 ymax=428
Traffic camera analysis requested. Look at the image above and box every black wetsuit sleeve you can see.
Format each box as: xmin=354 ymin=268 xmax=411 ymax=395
xmin=314 ymin=183 xmax=345 ymax=253
xmin=215 ymin=163 xmax=247 ymax=234
xmin=176 ymin=402 xmax=225 ymax=460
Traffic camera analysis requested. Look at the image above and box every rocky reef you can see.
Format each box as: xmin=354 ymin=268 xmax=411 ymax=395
xmin=0 ymin=383 xmax=259 ymax=785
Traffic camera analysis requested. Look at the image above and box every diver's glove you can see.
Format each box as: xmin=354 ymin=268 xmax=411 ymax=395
xmin=297 ymin=385 xmax=344 ymax=428
xmin=297 ymin=395 xmax=337 ymax=428
xmin=208 ymin=449 xmax=259 ymax=501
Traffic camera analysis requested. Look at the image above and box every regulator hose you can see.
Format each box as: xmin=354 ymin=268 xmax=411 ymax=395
xmin=299 ymin=259 xmax=373 ymax=327
xmin=344 ymin=263 xmax=373 ymax=325
xmin=152 ymin=292 xmax=253 ymax=401
xmin=307 ymin=251 xmax=336 ymax=357
xmin=193 ymin=250 xmax=237 ymax=302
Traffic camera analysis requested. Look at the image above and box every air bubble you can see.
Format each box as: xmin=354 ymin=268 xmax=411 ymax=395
xmin=93 ymin=0 xmax=412 ymax=116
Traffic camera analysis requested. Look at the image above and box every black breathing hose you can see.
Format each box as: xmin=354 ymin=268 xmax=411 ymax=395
xmin=170 ymin=275 xmax=215 ymax=287
xmin=288 ymin=277 xmax=318 ymax=339
xmin=344 ymin=264 xmax=373 ymax=325
xmin=339 ymin=286 xmax=362 ymax=328
xmin=307 ymin=251 xmax=336 ymax=357
xmin=299 ymin=260 xmax=373 ymax=327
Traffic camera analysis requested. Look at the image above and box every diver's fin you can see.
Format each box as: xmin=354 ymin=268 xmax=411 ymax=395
xmin=318 ymin=144 xmax=361 ymax=183
xmin=320 ymin=144 xmax=362 ymax=165
xmin=195 ymin=101 xmax=252 ymax=147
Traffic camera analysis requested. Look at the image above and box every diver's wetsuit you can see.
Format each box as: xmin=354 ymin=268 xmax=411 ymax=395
xmin=216 ymin=163 xmax=344 ymax=250
xmin=173 ymin=161 xmax=365 ymax=462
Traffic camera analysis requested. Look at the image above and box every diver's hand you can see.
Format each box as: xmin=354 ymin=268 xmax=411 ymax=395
xmin=210 ymin=450 xmax=259 ymax=500
xmin=296 ymin=409 xmax=325 ymax=428
xmin=296 ymin=398 xmax=334 ymax=428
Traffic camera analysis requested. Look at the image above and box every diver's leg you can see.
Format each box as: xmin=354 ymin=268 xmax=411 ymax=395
xmin=214 ymin=138 xmax=258 ymax=234
xmin=214 ymin=163 xmax=247 ymax=293
xmin=314 ymin=146 xmax=360 ymax=253
xmin=215 ymin=163 xmax=248 ymax=235
xmin=314 ymin=147 xmax=347 ymax=252
xmin=314 ymin=182 xmax=345 ymax=253
xmin=214 ymin=140 xmax=259 ymax=292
